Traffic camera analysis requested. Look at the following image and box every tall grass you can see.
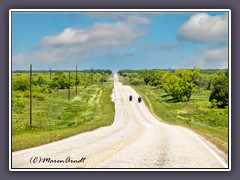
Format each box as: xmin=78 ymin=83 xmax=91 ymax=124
xmin=12 ymin=82 xmax=114 ymax=151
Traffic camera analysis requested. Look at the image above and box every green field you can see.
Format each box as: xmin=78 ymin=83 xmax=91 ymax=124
xmin=131 ymin=85 xmax=228 ymax=153
xmin=12 ymin=74 xmax=114 ymax=151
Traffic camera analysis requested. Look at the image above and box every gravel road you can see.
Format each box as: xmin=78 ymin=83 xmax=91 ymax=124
xmin=11 ymin=74 xmax=228 ymax=169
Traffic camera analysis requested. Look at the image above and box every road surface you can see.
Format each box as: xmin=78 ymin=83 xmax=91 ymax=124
xmin=12 ymin=74 xmax=228 ymax=169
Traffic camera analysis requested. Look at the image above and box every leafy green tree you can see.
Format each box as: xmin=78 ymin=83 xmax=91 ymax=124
xmin=191 ymin=68 xmax=200 ymax=86
xmin=129 ymin=77 xmax=145 ymax=86
xmin=93 ymin=73 xmax=102 ymax=84
xmin=162 ymin=72 xmax=183 ymax=100
xmin=175 ymin=69 xmax=196 ymax=100
xmin=105 ymin=69 xmax=112 ymax=75
xmin=197 ymin=74 xmax=208 ymax=89
xmin=139 ymin=69 xmax=154 ymax=85
xmin=209 ymin=71 xmax=228 ymax=108
xmin=205 ymin=74 xmax=218 ymax=90
xmin=83 ymin=73 xmax=91 ymax=86
xmin=12 ymin=74 xmax=29 ymax=91
xmin=33 ymin=74 xmax=47 ymax=86
xmin=49 ymin=71 xmax=70 ymax=89
xmin=162 ymin=69 xmax=196 ymax=101
xmin=148 ymin=70 xmax=166 ymax=87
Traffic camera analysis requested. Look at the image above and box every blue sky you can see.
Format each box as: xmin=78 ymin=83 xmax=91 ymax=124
xmin=11 ymin=11 xmax=229 ymax=72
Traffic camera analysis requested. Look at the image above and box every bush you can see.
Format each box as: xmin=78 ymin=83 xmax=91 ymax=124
xmin=12 ymin=91 xmax=24 ymax=98
xmin=33 ymin=74 xmax=47 ymax=86
xmin=23 ymin=90 xmax=30 ymax=97
xmin=12 ymin=74 xmax=29 ymax=91
xmin=14 ymin=98 xmax=26 ymax=113
xmin=40 ymin=86 xmax=52 ymax=94
xmin=33 ymin=93 xmax=45 ymax=101
xmin=130 ymin=77 xmax=145 ymax=86
xmin=49 ymin=71 xmax=70 ymax=89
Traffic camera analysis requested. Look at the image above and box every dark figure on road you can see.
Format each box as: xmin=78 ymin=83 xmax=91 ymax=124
xmin=129 ymin=95 xmax=133 ymax=101
xmin=138 ymin=97 xmax=142 ymax=103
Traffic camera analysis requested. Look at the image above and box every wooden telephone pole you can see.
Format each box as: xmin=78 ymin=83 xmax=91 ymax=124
xmin=30 ymin=64 xmax=32 ymax=127
xmin=91 ymin=67 xmax=93 ymax=85
xmin=76 ymin=65 xmax=78 ymax=95
xmin=68 ymin=71 xmax=70 ymax=101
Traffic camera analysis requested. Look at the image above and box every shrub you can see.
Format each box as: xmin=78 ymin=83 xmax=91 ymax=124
xmin=33 ymin=93 xmax=45 ymax=101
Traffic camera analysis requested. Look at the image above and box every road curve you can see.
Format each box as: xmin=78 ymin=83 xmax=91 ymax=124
xmin=12 ymin=74 xmax=228 ymax=169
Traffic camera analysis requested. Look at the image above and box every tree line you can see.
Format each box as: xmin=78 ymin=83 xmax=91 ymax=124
xmin=118 ymin=69 xmax=228 ymax=108
xmin=12 ymin=69 xmax=112 ymax=112
xmin=13 ymin=69 xmax=112 ymax=91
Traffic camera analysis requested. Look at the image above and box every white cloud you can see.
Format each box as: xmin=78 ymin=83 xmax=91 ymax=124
xmin=13 ymin=21 xmax=146 ymax=69
xmin=190 ymin=43 xmax=228 ymax=69
xmin=12 ymin=48 xmax=75 ymax=70
xmin=122 ymin=15 xmax=150 ymax=24
xmin=39 ymin=22 xmax=143 ymax=48
xmin=40 ymin=28 xmax=88 ymax=47
xmin=178 ymin=13 xmax=228 ymax=42
xmin=84 ymin=12 xmax=151 ymax=24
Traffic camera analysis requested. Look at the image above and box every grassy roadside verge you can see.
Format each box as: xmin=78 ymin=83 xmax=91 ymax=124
xmin=131 ymin=85 xmax=228 ymax=154
xmin=12 ymin=81 xmax=114 ymax=151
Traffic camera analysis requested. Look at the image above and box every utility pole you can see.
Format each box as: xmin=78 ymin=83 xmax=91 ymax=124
xmin=30 ymin=64 xmax=32 ymax=127
xmin=91 ymin=67 xmax=93 ymax=85
xmin=84 ymin=70 xmax=87 ymax=88
xmin=68 ymin=71 xmax=70 ymax=101
xmin=76 ymin=65 xmax=78 ymax=95
xmin=50 ymin=67 xmax=51 ymax=79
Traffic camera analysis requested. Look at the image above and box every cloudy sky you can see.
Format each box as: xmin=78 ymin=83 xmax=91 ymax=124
xmin=11 ymin=11 xmax=229 ymax=72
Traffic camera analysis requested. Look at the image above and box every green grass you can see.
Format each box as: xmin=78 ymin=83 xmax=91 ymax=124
xmin=131 ymin=85 xmax=228 ymax=154
xmin=12 ymin=81 xmax=114 ymax=151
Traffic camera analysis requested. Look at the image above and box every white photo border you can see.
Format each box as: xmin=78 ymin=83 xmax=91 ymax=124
xmin=9 ymin=9 xmax=231 ymax=171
